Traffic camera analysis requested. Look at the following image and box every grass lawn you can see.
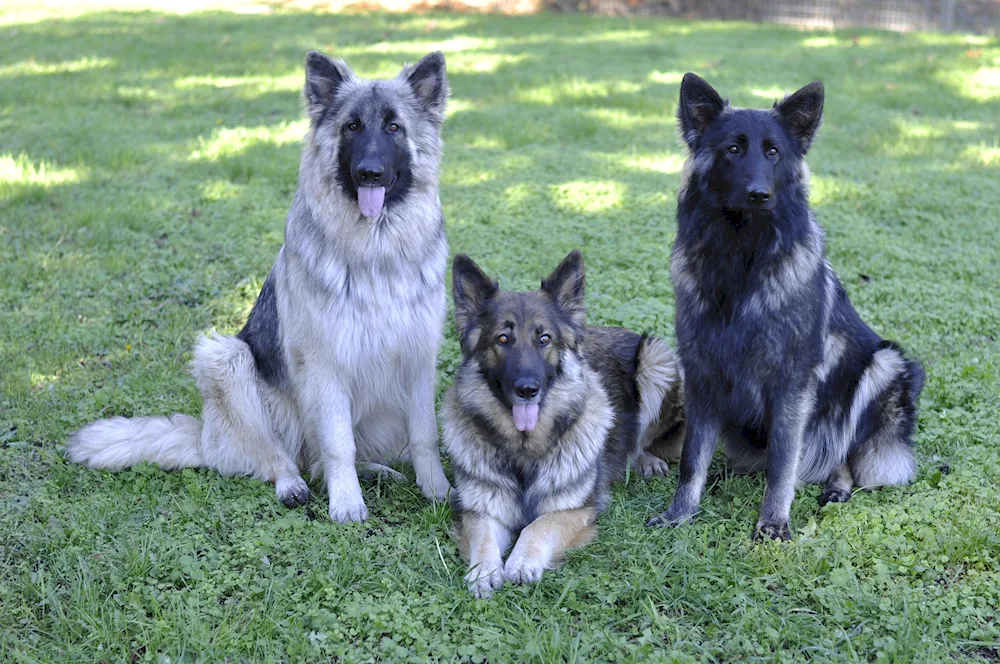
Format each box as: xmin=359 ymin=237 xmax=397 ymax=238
xmin=2 ymin=3 xmax=999 ymax=661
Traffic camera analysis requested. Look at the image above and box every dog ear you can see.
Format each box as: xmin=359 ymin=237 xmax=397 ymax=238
xmin=774 ymin=81 xmax=824 ymax=154
xmin=406 ymin=51 xmax=449 ymax=121
xmin=453 ymin=254 xmax=497 ymax=352
xmin=304 ymin=51 xmax=353 ymax=123
xmin=678 ymin=73 xmax=727 ymax=148
xmin=541 ymin=250 xmax=586 ymax=332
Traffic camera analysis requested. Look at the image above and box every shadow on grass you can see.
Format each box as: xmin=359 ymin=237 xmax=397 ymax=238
xmin=1 ymin=9 xmax=998 ymax=435
xmin=2 ymin=12 xmax=1000 ymax=664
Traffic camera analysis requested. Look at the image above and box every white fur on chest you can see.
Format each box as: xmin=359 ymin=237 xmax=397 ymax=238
xmin=276 ymin=194 xmax=447 ymax=413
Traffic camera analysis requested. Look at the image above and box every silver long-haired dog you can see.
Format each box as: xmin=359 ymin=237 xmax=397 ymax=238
xmin=68 ymin=50 xmax=453 ymax=522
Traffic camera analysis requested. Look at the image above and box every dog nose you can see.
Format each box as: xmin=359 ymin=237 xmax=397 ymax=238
xmin=357 ymin=161 xmax=385 ymax=183
xmin=747 ymin=189 xmax=771 ymax=205
xmin=514 ymin=378 xmax=540 ymax=401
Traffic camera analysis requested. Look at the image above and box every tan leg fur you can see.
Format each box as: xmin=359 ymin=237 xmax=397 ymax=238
xmin=502 ymin=507 xmax=597 ymax=585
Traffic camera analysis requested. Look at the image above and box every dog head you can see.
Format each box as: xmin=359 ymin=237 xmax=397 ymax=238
xmin=452 ymin=251 xmax=587 ymax=433
xmin=678 ymin=73 xmax=824 ymax=214
xmin=303 ymin=50 xmax=449 ymax=219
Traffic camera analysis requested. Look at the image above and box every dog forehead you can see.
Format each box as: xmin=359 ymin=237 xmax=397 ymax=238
xmin=712 ymin=108 xmax=782 ymax=140
xmin=490 ymin=291 xmax=554 ymax=330
xmin=334 ymin=80 xmax=412 ymax=122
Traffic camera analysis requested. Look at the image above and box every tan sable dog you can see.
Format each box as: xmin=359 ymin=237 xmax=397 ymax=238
xmin=442 ymin=252 xmax=685 ymax=598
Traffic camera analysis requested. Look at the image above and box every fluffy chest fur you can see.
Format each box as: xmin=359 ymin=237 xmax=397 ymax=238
xmin=672 ymin=211 xmax=829 ymax=416
xmin=443 ymin=353 xmax=613 ymax=531
xmin=274 ymin=187 xmax=447 ymax=401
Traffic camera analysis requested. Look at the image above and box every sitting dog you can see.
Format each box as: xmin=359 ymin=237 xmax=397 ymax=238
xmin=68 ymin=50 xmax=453 ymax=522
xmin=647 ymin=74 xmax=924 ymax=540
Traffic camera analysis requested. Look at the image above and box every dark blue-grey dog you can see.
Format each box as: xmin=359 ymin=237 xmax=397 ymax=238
xmin=647 ymin=74 xmax=923 ymax=540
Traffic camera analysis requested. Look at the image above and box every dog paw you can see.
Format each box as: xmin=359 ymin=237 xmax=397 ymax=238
xmin=358 ymin=463 xmax=406 ymax=484
xmin=638 ymin=452 xmax=671 ymax=478
xmin=276 ymin=477 xmax=312 ymax=508
xmin=503 ymin=555 xmax=545 ymax=586
xmin=417 ymin=470 xmax=452 ymax=504
xmin=645 ymin=503 xmax=698 ymax=528
xmin=753 ymin=521 xmax=791 ymax=541
xmin=465 ymin=565 xmax=504 ymax=599
xmin=328 ymin=500 xmax=369 ymax=523
xmin=818 ymin=487 xmax=852 ymax=506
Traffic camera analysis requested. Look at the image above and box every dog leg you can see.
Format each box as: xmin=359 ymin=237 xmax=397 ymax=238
xmin=301 ymin=378 xmax=367 ymax=523
xmin=193 ymin=335 xmax=311 ymax=508
xmin=275 ymin=474 xmax=312 ymax=507
xmin=266 ymin=390 xmax=311 ymax=508
xmin=461 ymin=512 xmax=511 ymax=599
xmin=646 ymin=404 xmax=720 ymax=527
xmin=818 ymin=463 xmax=854 ymax=506
xmin=846 ymin=345 xmax=919 ymax=489
xmin=503 ymin=507 xmax=597 ymax=585
xmin=754 ymin=392 xmax=810 ymax=541
xmin=407 ymin=360 xmax=452 ymax=502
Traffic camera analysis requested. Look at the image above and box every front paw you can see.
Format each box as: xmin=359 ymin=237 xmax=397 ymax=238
xmin=328 ymin=499 xmax=369 ymax=523
xmin=503 ymin=553 xmax=545 ymax=586
xmin=646 ymin=502 xmax=699 ymax=528
xmin=753 ymin=521 xmax=791 ymax=541
xmin=276 ymin=477 xmax=312 ymax=507
xmin=818 ymin=487 xmax=852 ymax=506
xmin=417 ymin=469 xmax=452 ymax=503
xmin=465 ymin=565 xmax=504 ymax=599
xmin=638 ymin=452 xmax=671 ymax=478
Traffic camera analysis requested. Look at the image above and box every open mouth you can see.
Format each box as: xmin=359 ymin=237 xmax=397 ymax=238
xmin=356 ymin=175 xmax=395 ymax=218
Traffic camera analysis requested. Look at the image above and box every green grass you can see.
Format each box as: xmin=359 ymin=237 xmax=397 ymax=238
xmin=2 ymin=4 xmax=999 ymax=662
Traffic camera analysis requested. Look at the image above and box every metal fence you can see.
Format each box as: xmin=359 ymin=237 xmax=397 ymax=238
xmin=765 ymin=0 xmax=991 ymax=32
xmin=552 ymin=0 xmax=999 ymax=34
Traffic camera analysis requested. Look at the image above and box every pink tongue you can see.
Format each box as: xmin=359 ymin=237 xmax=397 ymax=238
xmin=512 ymin=403 xmax=539 ymax=432
xmin=357 ymin=186 xmax=386 ymax=217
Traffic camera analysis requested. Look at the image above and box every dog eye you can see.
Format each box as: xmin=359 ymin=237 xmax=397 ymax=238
xmin=539 ymin=334 xmax=551 ymax=345
xmin=727 ymin=145 xmax=739 ymax=154
xmin=347 ymin=121 xmax=360 ymax=131
xmin=388 ymin=122 xmax=400 ymax=132
xmin=768 ymin=146 xmax=779 ymax=156
xmin=496 ymin=333 xmax=509 ymax=345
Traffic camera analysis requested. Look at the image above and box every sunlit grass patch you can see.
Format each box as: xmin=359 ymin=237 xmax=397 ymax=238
xmin=962 ymin=143 xmax=1000 ymax=166
xmin=0 ymin=153 xmax=83 ymax=188
xmin=1 ymin=7 xmax=998 ymax=664
xmin=188 ymin=122 xmax=306 ymax=163
xmin=514 ymin=77 xmax=646 ymax=106
xmin=963 ymin=66 xmax=1000 ymax=100
xmin=0 ymin=153 xmax=84 ymax=203
xmin=551 ymin=179 xmax=624 ymax=213
xmin=0 ymin=56 xmax=115 ymax=77
xmin=174 ymin=73 xmax=302 ymax=93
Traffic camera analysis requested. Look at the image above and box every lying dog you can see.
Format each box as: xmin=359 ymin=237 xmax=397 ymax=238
xmin=444 ymin=251 xmax=685 ymax=597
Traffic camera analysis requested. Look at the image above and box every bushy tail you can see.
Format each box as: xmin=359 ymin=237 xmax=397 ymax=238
xmin=634 ymin=335 xmax=686 ymax=461
xmin=67 ymin=413 xmax=204 ymax=471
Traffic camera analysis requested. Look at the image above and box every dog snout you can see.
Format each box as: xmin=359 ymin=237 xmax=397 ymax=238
xmin=514 ymin=377 xmax=540 ymax=401
xmin=357 ymin=160 xmax=386 ymax=184
xmin=746 ymin=187 xmax=771 ymax=206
